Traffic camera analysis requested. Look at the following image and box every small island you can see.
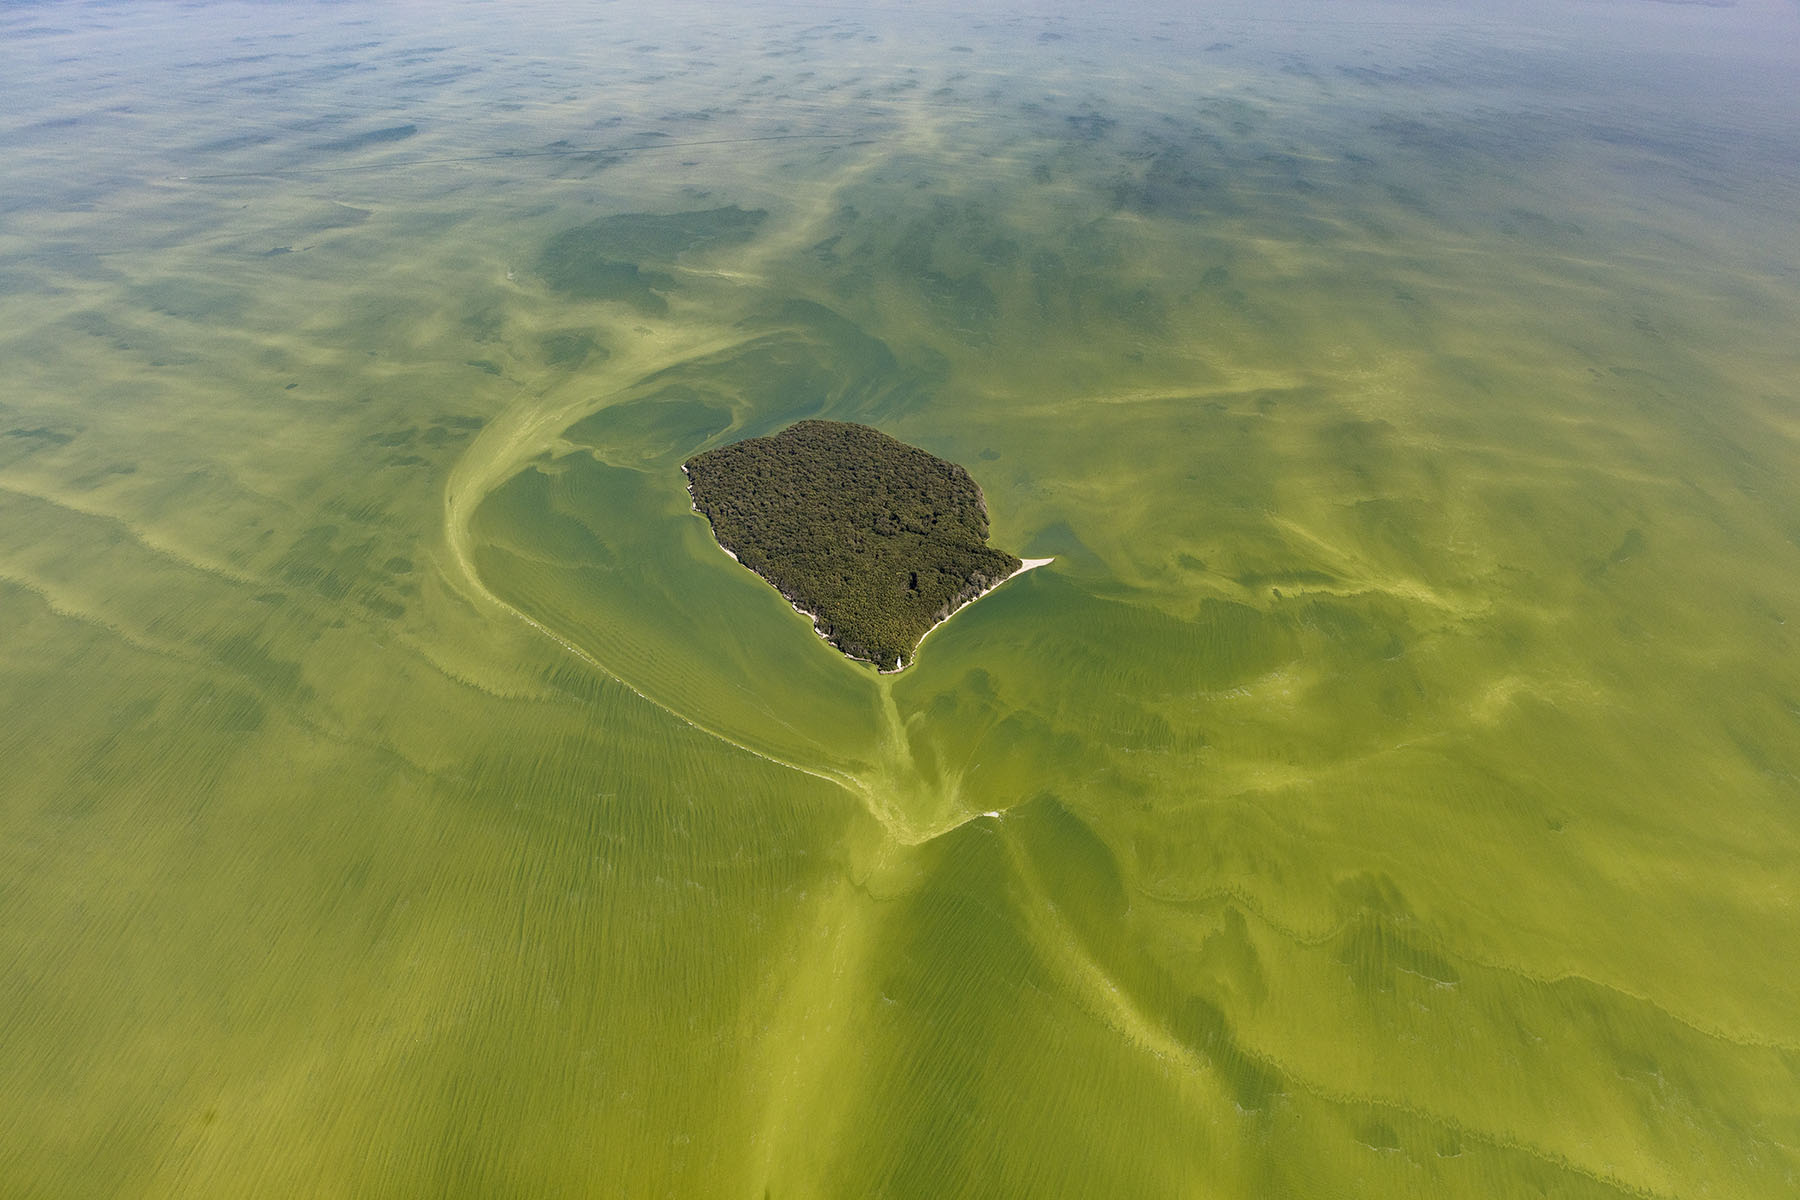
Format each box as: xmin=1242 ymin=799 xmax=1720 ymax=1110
xmin=684 ymin=420 xmax=1047 ymax=670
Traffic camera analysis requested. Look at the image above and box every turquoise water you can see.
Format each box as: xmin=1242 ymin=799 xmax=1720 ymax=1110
xmin=3 ymin=1 xmax=1799 ymax=1195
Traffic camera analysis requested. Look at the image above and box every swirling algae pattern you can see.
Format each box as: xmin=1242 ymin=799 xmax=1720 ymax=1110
xmin=2 ymin=2 xmax=1799 ymax=1197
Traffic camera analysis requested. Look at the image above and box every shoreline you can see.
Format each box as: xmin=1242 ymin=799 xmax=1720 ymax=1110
xmin=879 ymin=555 xmax=1053 ymax=674
xmin=685 ymin=465 xmax=1050 ymax=672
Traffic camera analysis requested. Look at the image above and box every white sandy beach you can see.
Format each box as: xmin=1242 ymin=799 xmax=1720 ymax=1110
xmin=777 ymin=558 xmax=1052 ymax=672
xmin=880 ymin=555 xmax=1053 ymax=673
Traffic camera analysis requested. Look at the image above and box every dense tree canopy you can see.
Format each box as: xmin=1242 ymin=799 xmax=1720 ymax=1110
xmin=684 ymin=420 xmax=1021 ymax=669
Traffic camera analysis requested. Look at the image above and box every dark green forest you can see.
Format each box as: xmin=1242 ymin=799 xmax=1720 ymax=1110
xmin=684 ymin=421 xmax=1021 ymax=668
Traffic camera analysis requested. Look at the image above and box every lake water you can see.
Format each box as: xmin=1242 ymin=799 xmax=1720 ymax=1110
xmin=3 ymin=1 xmax=1799 ymax=1195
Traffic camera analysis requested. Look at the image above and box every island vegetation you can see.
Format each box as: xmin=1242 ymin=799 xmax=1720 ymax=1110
xmin=684 ymin=420 xmax=1023 ymax=669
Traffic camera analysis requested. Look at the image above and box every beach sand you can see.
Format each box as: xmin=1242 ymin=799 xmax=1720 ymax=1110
xmin=879 ymin=556 xmax=1053 ymax=673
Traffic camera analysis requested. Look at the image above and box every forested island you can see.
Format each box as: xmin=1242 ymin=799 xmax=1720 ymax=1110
xmin=684 ymin=420 xmax=1033 ymax=670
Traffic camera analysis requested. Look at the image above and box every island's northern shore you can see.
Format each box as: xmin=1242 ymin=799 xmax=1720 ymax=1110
xmin=684 ymin=465 xmax=1047 ymax=672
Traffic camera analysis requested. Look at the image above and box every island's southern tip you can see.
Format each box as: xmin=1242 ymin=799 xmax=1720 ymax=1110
xmin=683 ymin=420 xmax=1039 ymax=670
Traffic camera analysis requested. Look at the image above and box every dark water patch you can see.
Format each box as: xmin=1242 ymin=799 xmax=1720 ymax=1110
xmin=0 ymin=113 xmax=85 ymax=147
xmin=131 ymin=280 xmax=247 ymax=322
xmin=1340 ymin=63 xmax=1431 ymax=88
xmin=6 ymin=426 xmax=75 ymax=448
xmin=1005 ymin=576 xmax=1295 ymax=698
xmin=287 ymin=202 xmax=372 ymax=234
xmin=464 ymin=359 xmax=502 ymax=376
xmin=419 ymin=422 xmax=476 ymax=447
xmin=881 ymin=209 xmax=1007 ymax=338
xmin=1066 ymin=111 xmax=1115 ymax=140
xmin=68 ymin=461 xmax=136 ymax=490
xmin=1287 ymin=595 xmax=1412 ymax=659
xmin=1585 ymin=528 xmax=1648 ymax=581
xmin=369 ymin=422 xmax=478 ymax=455
xmin=209 ymin=633 xmax=309 ymax=701
xmin=545 ymin=146 xmax=625 ymax=177
xmin=191 ymin=131 xmax=276 ymax=154
xmin=1197 ymin=906 xmax=1267 ymax=1008
xmin=597 ymin=300 xmax=928 ymax=438
xmin=1096 ymin=283 xmax=1166 ymax=333
xmin=280 ymin=114 xmax=346 ymax=136
xmin=462 ymin=303 xmax=504 ymax=342
xmin=542 ymin=205 xmax=767 ymax=267
xmin=1232 ymin=568 xmax=1339 ymax=592
xmin=1009 ymin=793 xmax=1125 ymax=918
xmin=925 ymin=271 xmax=998 ymax=339
xmin=1316 ymin=417 xmax=1401 ymax=484
xmin=536 ymin=253 xmax=672 ymax=314
xmin=275 ymin=524 xmax=384 ymax=607
xmin=284 ymin=563 xmax=352 ymax=601
xmin=1113 ymin=145 xmax=1236 ymax=220
xmin=1498 ymin=207 xmax=1585 ymax=241
xmin=474 ymin=464 xmax=618 ymax=568
xmin=397 ymin=68 xmax=478 ymax=90
xmin=1024 ymin=520 xmax=1104 ymax=574
xmin=564 ymin=395 xmax=734 ymax=463
xmin=758 ymin=300 xmax=928 ymax=411
xmin=1336 ymin=871 xmax=1414 ymax=921
xmin=1028 ymin=249 xmax=1073 ymax=320
xmin=172 ymin=52 xmax=280 ymax=70
xmin=359 ymin=591 xmax=406 ymax=621
xmin=542 ymin=329 xmax=608 ymax=369
xmin=186 ymin=681 xmax=266 ymax=734
xmin=310 ymin=123 xmax=418 ymax=154
xmin=1337 ymin=915 xmax=1461 ymax=991
xmin=838 ymin=826 xmax=1056 ymax=1196
xmin=1169 ymin=994 xmax=1283 ymax=1111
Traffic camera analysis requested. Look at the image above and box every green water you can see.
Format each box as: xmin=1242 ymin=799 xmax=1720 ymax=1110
xmin=4 ymin=1 xmax=1799 ymax=1195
